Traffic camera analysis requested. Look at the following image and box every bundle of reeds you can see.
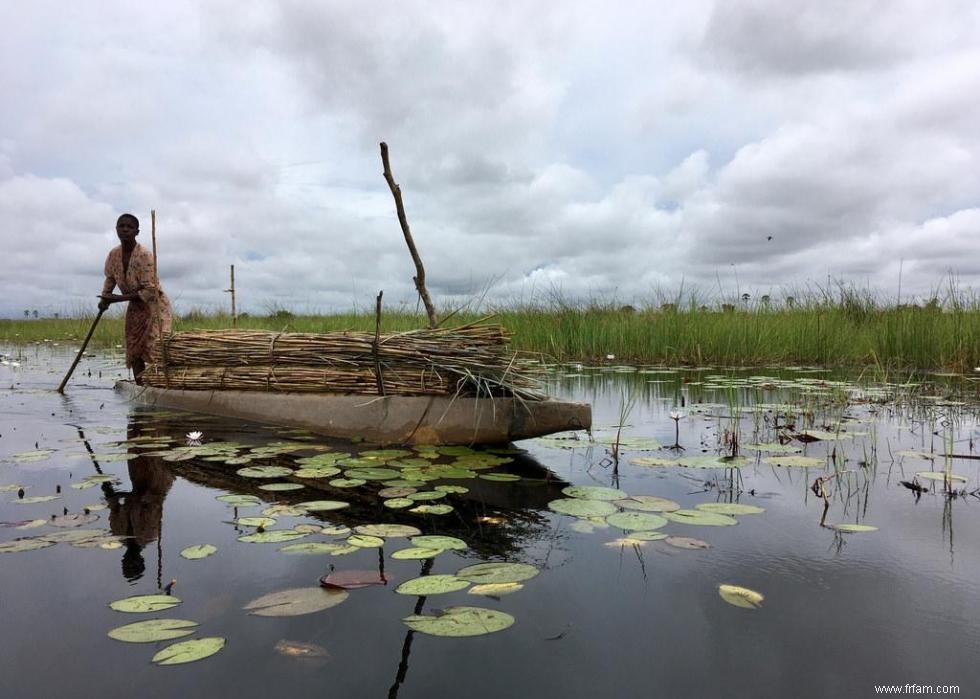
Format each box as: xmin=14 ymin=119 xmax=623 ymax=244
xmin=140 ymin=365 xmax=454 ymax=395
xmin=144 ymin=324 xmax=545 ymax=398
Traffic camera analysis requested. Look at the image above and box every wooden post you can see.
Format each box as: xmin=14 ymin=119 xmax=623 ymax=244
xmin=373 ymin=290 xmax=385 ymax=396
xmin=150 ymin=209 xmax=169 ymax=386
xmin=380 ymin=142 xmax=438 ymax=328
xmin=228 ymin=264 xmax=237 ymax=327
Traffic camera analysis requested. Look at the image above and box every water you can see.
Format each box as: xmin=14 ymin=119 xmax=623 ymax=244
xmin=1 ymin=347 xmax=978 ymax=698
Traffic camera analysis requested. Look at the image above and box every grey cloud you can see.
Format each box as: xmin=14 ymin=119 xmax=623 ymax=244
xmin=701 ymin=1 xmax=916 ymax=76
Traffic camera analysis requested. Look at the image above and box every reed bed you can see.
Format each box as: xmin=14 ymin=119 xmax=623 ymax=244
xmin=6 ymin=302 xmax=980 ymax=371
xmin=142 ymin=324 xmax=546 ymax=398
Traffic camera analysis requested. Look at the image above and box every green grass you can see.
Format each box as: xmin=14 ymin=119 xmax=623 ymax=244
xmin=3 ymin=304 xmax=979 ymax=372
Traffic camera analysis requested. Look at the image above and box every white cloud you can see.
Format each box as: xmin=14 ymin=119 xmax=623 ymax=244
xmin=1 ymin=1 xmax=979 ymax=317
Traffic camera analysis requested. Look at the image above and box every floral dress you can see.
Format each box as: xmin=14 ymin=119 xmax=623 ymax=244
xmin=102 ymin=243 xmax=173 ymax=367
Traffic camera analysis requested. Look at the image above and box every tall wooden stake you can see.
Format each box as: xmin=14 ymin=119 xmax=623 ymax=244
xmin=380 ymin=142 xmax=438 ymax=328
xmin=150 ymin=209 xmax=169 ymax=386
xmin=226 ymin=264 xmax=237 ymax=327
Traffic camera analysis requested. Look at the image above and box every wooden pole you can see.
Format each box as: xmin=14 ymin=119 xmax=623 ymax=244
xmin=380 ymin=142 xmax=438 ymax=328
xmin=151 ymin=210 xmax=158 ymax=278
xmin=373 ymin=290 xmax=385 ymax=395
xmin=229 ymin=265 xmax=237 ymax=327
xmin=150 ymin=209 xmax=169 ymax=387
xmin=57 ymin=309 xmax=104 ymax=393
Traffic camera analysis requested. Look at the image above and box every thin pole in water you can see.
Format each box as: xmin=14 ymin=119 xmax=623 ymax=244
xmin=57 ymin=309 xmax=104 ymax=393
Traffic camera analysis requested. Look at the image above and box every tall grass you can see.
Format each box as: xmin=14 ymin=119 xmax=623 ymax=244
xmin=3 ymin=298 xmax=980 ymax=371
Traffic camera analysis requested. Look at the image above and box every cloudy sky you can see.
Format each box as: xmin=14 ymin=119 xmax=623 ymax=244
xmin=2 ymin=0 xmax=979 ymax=318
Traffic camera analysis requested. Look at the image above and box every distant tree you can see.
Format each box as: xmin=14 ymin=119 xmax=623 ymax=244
xmin=785 ymin=296 xmax=796 ymax=308
xmin=23 ymin=310 xmax=29 ymax=318
xmin=760 ymin=295 xmax=771 ymax=306
xmin=741 ymin=293 xmax=750 ymax=304
xmin=32 ymin=310 xmax=38 ymax=318
xmin=53 ymin=313 xmax=59 ymax=319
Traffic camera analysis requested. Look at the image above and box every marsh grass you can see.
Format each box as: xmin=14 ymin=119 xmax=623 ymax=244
xmin=3 ymin=300 xmax=980 ymax=371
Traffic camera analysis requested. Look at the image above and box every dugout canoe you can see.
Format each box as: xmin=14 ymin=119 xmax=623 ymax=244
xmin=115 ymin=381 xmax=591 ymax=446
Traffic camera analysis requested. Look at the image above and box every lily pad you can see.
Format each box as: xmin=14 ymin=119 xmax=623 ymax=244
xmin=383 ymin=498 xmax=414 ymax=509
xmin=235 ymin=466 xmax=294 ymax=478
xmin=50 ymin=513 xmax=100 ymax=528
xmin=410 ymin=535 xmax=468 ymax=551
xmin=396 ymin=575 xmax=470 ymax=596
xmin=627 ymin=530 xmax=669 ymax=541
xmin=328 ymin=478 xmax=365 ymax=488
xmin=407 ymin=490 xmax=446 ymax=501
xmin=180 ymin=544 xmax=217 ymax=560
xmin=403 ymin=606 xmax=514 ymax=637
xmin=258 ymin=483 xmax=305 ymax=492
xmin=695 ymin=503 xmax=765 ymax=515
xmin=354 ymin=524 xmax=422 ymax=538
xmin=12 ymin=495 xmax=61 ymax=504
xmin=664 ymin=510 xmax=738 ymax=527
xmin=434 ymin=485 xmax=469 ymax=494
xmin=548 ymin=498 xmax=618 ymax=518
xmin=614 ymin=496 xmax=680 ymax=513
xmin=478 ymin=473 xmax=522 ymax=482
xmin=0 ymin=538 xmax=55 ymax=553
xmin=379 ymin=486 xmax=417 ymax=498
xmin=295 ymin=500 xmax=350 ymax=512
xmin=262 ymin=505 xmax=306 ymax=517
xmin=15 ymin=519 xmax=47 ymax=530
xmin=392 ymin=547 xmax=444 ymax=560
xmin=562 ymin=485 xmax=628 ymax=501
xmin=677 ymin=456 xmax=746 ymax=469
xmin=9 ymin=449 xmax=56 ymax=463
xmin=292 ymin=467 xmax=342 ymax=479
xmin=606 ymin=512 xmax=668 ymax=531
xmin=831 ymin=523 xmax=878 ymax=533
xmin=409 ymin=504 xmax=454 ymax=515
xmin=244 ymin=587 xmax=349 ymax=616
xmin=152 ymin=637 xmax=226 ymax=665
xmin=718 ymin=584 xmax=764 ymax=609
xmin=347 ymin=534 xmax=385 ymax=548
xmin=468 ymin=583 xmax=524 ymax=597
xmin=630 ymin=457 xmax=679 ymax=467
xmin=344 ymin=467 xmax=400 ymax=481
xmin=320 ymin=570 xmax=389 ymax=589
xmin=216 ymin=494 xmax=261 ymax=506
xmin=456 ymin=562 xmax=539 ymax=584
xmin=238 ymin=530 xmax=307 ymax=544
xmin=110 ymin=594 xmax=182 ymax=613
xmin=235 ymin=517 xmax=277 ymax=528
xmin=108 ymin=619 xmax=198 ymax=643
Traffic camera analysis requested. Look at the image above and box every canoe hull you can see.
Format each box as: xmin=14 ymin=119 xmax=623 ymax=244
xmin=115 ymin=381 xmax=590 ymax=446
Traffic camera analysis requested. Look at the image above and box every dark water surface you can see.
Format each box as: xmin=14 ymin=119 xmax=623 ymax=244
xmin=2 ymin=346 xmax=978 ymax=698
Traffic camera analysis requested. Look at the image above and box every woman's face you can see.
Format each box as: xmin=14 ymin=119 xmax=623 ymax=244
xmin=116 ymin=218 xmax=138 ymax=244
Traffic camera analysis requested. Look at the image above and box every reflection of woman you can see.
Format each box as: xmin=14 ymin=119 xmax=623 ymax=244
xmin=106 ymin=435 xmax=175 ymax=582
xmin=98 ymin=213 xmax=172 ymax=383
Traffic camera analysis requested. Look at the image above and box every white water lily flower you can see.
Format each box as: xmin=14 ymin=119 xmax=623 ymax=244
xmin=186 ymin=431 xmax=203 ymax=444
xmin=606 ymin=354 xmax=615 ymax=360
xmin=669 ymin=410 xmax=684 ymax=420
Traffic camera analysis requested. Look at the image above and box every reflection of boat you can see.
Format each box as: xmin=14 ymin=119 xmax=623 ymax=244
xmin=124 ymin=412 xmax=571 ymax=558
xmin=115 ymin=380 xmax=590 ymax=446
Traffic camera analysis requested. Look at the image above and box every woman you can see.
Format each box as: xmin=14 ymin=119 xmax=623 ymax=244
xmin=98 ymin=213 xmax=173 ymax=382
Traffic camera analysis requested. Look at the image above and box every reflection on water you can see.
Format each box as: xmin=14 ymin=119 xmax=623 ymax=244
xmin=1 ymin=348 xmax=979 ymax=698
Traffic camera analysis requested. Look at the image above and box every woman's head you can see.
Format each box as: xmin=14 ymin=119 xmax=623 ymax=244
xmin=115 ymin=213 xmax=139 ymax=243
